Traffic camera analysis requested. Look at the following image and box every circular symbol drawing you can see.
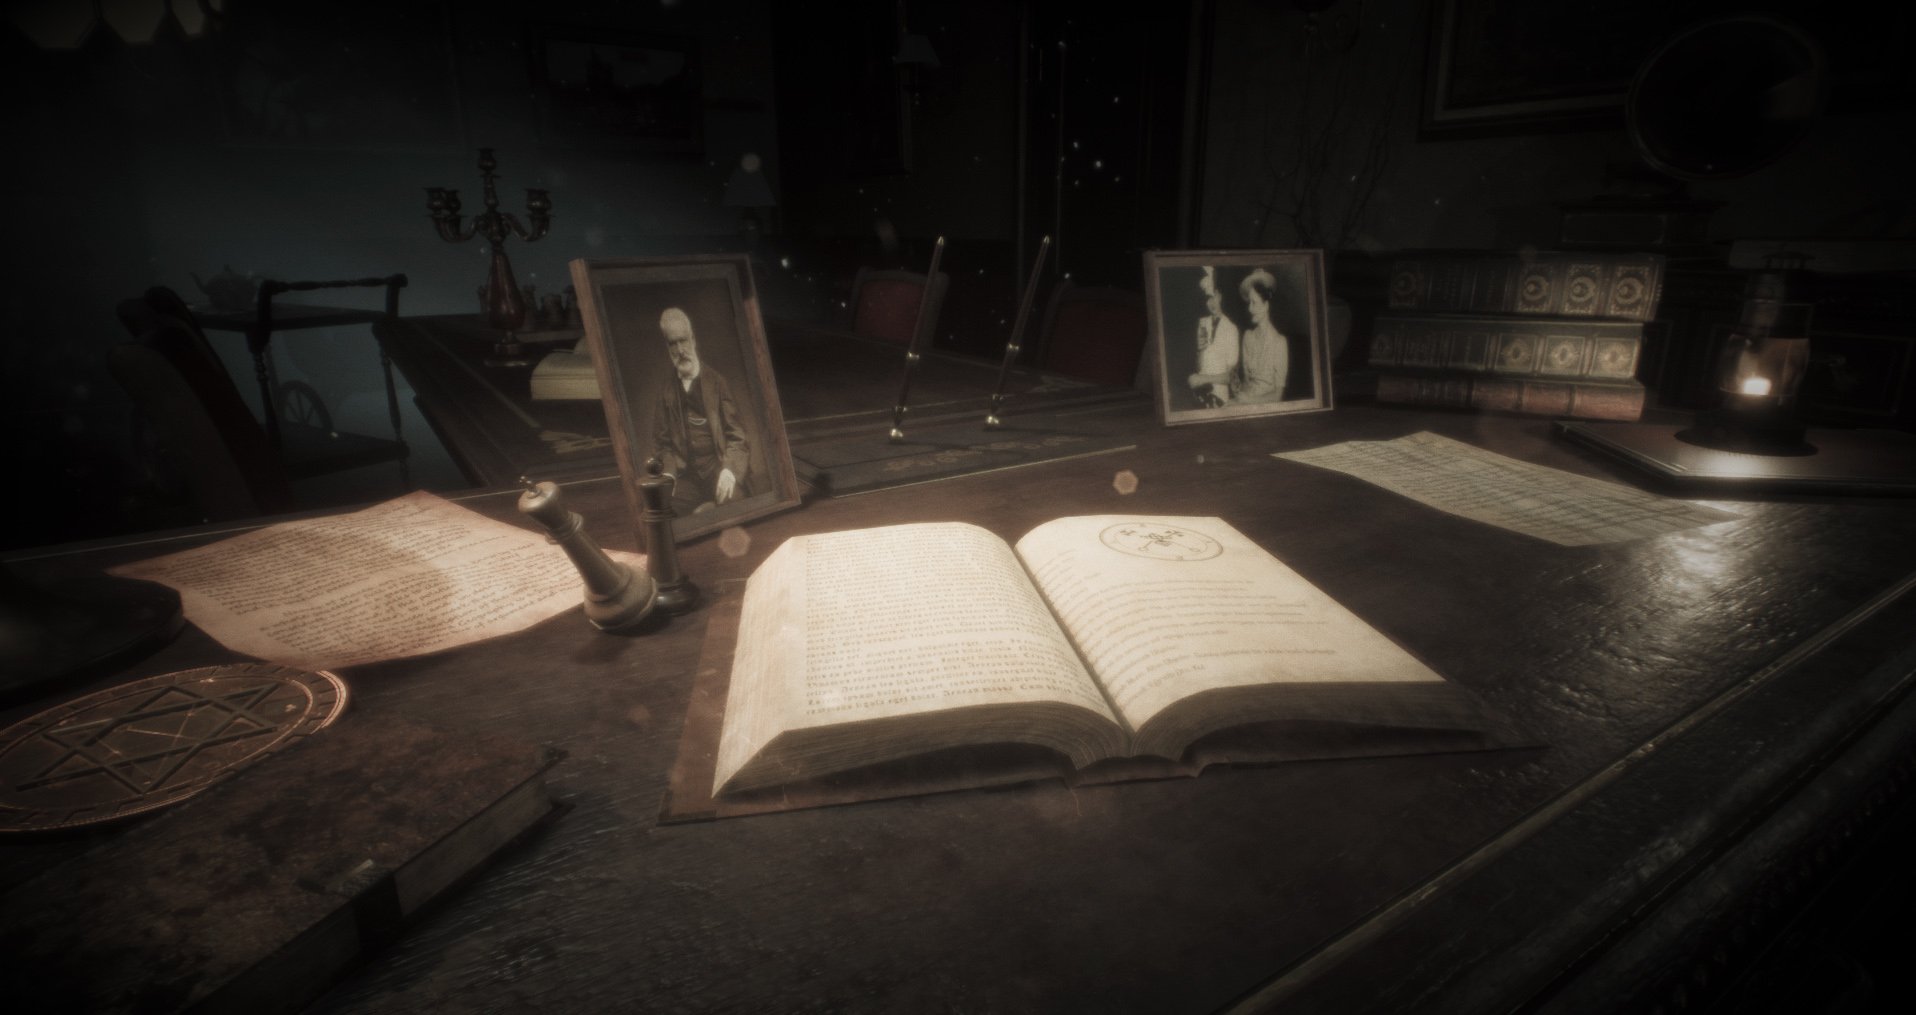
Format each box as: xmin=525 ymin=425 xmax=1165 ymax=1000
xmin=1389 ymin=269 xmax=1419 ymax=301
xmin=1613 ymin=277 xmax=1644 ymax=308
xmin=0 ymin=664 xmax=348 ymax=833
xmin=1099 ymin=523 xmax=1223 ymax=562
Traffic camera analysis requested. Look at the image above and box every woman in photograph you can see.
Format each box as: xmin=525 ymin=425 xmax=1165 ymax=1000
xmin=1230 ymin=268 xmax=1287 ymax=404
xmin=1186 ymin=266 xmax=1239 ymax=408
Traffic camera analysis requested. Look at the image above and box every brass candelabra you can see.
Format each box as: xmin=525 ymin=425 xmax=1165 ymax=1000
xmin=426 ymin=149 xmax=551 ymax=333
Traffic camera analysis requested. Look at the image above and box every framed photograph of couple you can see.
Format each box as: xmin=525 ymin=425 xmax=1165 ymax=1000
xmin=1144 ymin=250 xmax=1333 ymax=426
xmin=570 ymin=255 xmax=801 ymax=546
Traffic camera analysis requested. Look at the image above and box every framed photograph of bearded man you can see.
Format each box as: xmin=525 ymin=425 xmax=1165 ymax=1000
xmin=571 ymin=254 xmax=800 ymax=546
xmin=1144 ymin=249 xmax=1333 ymax=426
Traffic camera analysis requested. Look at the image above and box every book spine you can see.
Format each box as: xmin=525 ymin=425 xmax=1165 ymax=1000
xmin=1368 ymin=314 xmax=1643 ymax=381
xmin=1387 ymin=254 xmax=1665 ymax=321
xmin=1375 ymin=372 xmax=1646 ymax=422
xmin=1374 ymin=372 xmax=1475 ymax=409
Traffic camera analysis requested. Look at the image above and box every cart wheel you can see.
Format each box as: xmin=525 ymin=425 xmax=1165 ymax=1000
xmin=276 ymin=380 xmax=333 ymax=432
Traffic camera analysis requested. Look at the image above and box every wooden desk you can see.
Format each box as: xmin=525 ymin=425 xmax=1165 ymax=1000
xmin=5 ymin=406 xmax=1916 ymax=1013
xmin=373 ymin=314 xmax=1143 ymax=489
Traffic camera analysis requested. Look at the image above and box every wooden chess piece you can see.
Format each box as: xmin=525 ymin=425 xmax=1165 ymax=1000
xmin=517 ymin=477 xmax=657 ymax=632
xmin=638 ymin=458 xmax=700 ymax=614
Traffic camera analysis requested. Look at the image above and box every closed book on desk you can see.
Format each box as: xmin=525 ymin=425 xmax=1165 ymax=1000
xmin=1375 ymin=371 xmax=1646 ymax=421
xmin=1388 ymin=252 xmax=1664 ymax=320
xmin=1369 ymin=313 xmax=1644 ymax=381
xmin=0 ymin=713 xmax=560 ymax=1015
xmin=664 ymin=517 xmax=1518 ymax=822
xmin=529 ymin=341 xmax=600 ymax=401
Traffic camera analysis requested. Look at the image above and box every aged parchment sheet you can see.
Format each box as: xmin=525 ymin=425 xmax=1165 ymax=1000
xmin=111 ymin=491 xmax=644 ymax=670
xmin=1274 ymin=432 xmax=1739 ymax=546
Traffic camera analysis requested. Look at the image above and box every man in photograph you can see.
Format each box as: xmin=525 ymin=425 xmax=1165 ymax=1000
xmin=652 ymin=306 xmax=752 ymax=516
xmin=1186 ymin=266 xmax=1239 ymax=408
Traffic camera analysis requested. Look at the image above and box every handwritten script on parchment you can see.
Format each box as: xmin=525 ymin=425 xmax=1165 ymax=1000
xmin=111 ymin=491 xmax=644 ymax=670
xmin=1273 ymin=432 xmax=1739 ymax=546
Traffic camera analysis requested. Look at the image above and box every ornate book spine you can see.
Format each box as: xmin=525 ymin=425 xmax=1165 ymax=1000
xmin=1368 ymin=314 xmax=1644 ymax=382
xmin=1388 ymin=253 xmax=1665 ymax=321
xmin=1375 ymin=372 xmax=1646 ymax=422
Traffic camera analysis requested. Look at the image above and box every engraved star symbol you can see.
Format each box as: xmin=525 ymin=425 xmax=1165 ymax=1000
xmin=21 ymin=681 xmax=294 ymax=795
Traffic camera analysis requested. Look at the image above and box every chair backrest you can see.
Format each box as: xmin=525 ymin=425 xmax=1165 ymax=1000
xmin=116 ymin=286 xmax=220 ymax=361
xmin=109 ymin=314 xmax=296 ymax=520
xmin=1036 ymin=281 xmax=1148 ymax=389
xmin=850 ymin=268 xmax=951 ymax=347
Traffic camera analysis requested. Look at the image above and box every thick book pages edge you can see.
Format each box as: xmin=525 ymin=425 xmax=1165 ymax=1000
xmin=0 ymin=713 xmax=559 ymax=1015
xmin=661 ymin=589 xmax=1080 ymax=823
xmin=659 ymin=588 xmax=1539 ymax=823
xmin=529 ymin=348 xmax=601 ymax=401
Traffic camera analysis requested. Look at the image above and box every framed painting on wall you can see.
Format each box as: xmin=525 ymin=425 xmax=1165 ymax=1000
xmin=1421 ymin=0 xmax=1676 ymax=138
xmin=215 ymin=0 xmax=467 ymax=151
xmin=528 ymin=25 xmax=703 ymax=153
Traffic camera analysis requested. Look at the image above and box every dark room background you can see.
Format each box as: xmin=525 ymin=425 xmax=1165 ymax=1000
xmin=3 ymin=0 xmax=1911 ymax=548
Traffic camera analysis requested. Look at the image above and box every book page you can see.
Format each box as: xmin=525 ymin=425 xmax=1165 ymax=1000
xmin=1274 ymin=431 xmax=1738 ymax=546
xmin=1016 ymin=516 xmax=1446 ymax=730
xmin=110 ymin=491 xmax=644 ymax=671
xmin=713 ymin=522 xmax=1117 ymax=793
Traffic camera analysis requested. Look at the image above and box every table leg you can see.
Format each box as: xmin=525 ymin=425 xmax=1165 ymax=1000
xmin=248 ymin=326 xmax=281 ymax=449
xmin=379 ymin=345 xmax=413 ymax=488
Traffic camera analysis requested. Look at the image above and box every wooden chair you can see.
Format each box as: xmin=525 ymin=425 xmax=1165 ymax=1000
xmin=1035 ymin=281 xmax=1148 ymax=389
xmin=849 ymin=267 xmax=951 ymax=347
xmin=113 ymin=286 xmax=410 ymax=521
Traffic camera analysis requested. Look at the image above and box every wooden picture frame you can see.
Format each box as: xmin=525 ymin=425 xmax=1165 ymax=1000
xmin=528 ymin=25 xmax=703 ymax=152
xmin=570 ymin=255 xmax=800 ymax=545
xmin=1144 ymin=250 xmax=1333 ymax=426
xmin=1420 ymin=0 xmax=1671 ymax=139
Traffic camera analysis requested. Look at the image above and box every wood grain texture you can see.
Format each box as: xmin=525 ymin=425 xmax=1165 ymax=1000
xmin=4 ymin=405 xmax=1914 ymax=1013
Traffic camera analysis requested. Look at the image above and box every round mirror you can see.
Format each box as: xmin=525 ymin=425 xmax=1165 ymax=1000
xmin=1627 ymin=15 xmax=1825 ymax=180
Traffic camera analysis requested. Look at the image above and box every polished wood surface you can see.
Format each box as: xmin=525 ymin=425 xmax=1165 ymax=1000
xmin=5 ymin=405 xmax=1916 ymax=1013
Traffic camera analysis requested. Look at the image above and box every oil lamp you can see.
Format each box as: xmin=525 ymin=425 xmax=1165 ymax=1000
xmin=1678 ymin=260 xmax=1814 ymax=455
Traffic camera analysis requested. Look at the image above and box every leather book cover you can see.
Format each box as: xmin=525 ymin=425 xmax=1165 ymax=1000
xmin=1388 ymin=252 xmax=1665 ymax=321
xmin=1369 ymin=314 xmax=1644 ymax=381
xmin=0 ymin=713 xmax=560 ymax=1015
xmin=1376 ymin=371 xmax=1645 ymax=422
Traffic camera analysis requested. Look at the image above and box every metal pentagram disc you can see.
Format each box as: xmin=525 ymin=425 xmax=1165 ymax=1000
xmin=0 ymin=664 xmax=348 ymax=832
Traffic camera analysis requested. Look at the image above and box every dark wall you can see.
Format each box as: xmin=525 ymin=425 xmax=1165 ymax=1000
xmin=775 ymin=0 xmax=1023 ymax=247
xmin=0 ymin=0 xmax=782 ymax=544
xmin=1197 ymin=0 xmax=1916 ymax=252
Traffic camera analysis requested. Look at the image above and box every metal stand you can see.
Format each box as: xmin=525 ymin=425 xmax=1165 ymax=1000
xmin=889 ymin=236 xmax=946 ymax=442
xmin=985 ymin=235 xmax=1050 ymax=428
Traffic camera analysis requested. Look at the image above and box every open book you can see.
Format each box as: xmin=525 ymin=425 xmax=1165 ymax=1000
xmin=713 ymin=516 xmax=1489 ymax=796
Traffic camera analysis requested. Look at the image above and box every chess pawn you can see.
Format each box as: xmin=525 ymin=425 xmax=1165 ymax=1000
xmin=517 ymin=477 xmax=657 ymax=632
xmin=638 ymin=458 xmax=700 ymax=614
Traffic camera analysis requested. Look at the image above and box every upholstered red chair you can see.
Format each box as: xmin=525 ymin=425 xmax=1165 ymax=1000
xmin=849 ymin=267 xmax=951 ymax=347
xmin=1035 ymin=281 xmax=1148 ymax=389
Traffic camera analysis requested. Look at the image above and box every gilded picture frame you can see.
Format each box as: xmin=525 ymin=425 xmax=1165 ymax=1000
xmin=570 ymin=255 xmax=800 ymax=546
xmin=1144 ymin=249 xmax=1333 ymax=426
